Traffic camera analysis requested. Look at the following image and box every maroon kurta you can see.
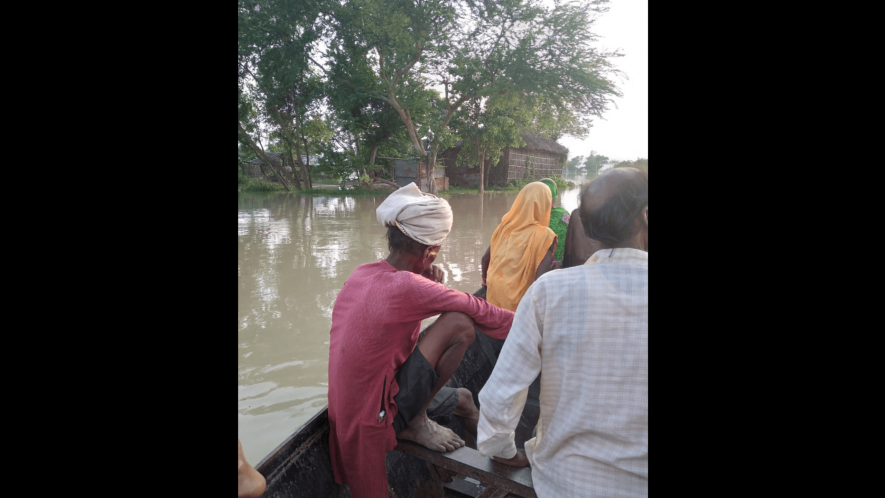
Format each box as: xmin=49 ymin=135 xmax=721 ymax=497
xmin=328 ymin=260 xmax=514 ymax=497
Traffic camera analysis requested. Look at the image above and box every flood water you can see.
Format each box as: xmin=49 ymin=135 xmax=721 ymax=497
xmin=238 ymin=183 xmax=584 ymax=464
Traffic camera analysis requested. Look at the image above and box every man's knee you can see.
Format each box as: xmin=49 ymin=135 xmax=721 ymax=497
xmin=457 ymin=388 xmax=475 ymax=411
xmin=438 ymin=312 xmax=476 ymax=345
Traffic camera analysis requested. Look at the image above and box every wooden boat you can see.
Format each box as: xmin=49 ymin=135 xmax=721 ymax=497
xmin=255 ymin=287 xmax=541 ymax=497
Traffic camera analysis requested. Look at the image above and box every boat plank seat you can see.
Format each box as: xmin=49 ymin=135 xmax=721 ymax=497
xmin=395 ymin=438 xmax=536 ymax=498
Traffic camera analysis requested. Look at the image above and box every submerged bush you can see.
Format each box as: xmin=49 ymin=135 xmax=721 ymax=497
xmin=508 ymin=178 xmax=531 ymax=190
xmin=508 ymin=175 xmax=574 ymax=192
xmin=549 ymin=175 xmax=575 ymax=190
xmin=238 ymin=176 xmax=287 ymax=192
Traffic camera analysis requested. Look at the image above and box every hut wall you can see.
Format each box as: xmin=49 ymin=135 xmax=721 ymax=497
xmin=438 ymin=144 xmax=566 ymax=188
xmin=244 ymin=163 xmax=266 ymax=179
xmin=244 ymin=155 xmax=299 ymax=184
xmin=439 ymin=148 xmax=484 ymax=188
xmin=489 ymin=149 xmax=511 ymax=187
xmin=395 ymin=159 xmax=448 ymax=191
xmin=504 ymin=149 xmax=564 ymax=182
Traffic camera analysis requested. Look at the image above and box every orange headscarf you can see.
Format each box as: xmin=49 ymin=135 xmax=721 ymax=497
xmin=486 ymin=182 xmax=557 ymax=312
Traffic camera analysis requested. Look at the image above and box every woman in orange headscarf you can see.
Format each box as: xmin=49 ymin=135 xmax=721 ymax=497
xmin=480 ymin=182 xmax=558 ymax=312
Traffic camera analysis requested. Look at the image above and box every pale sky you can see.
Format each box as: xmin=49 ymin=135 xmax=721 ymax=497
xmin=556 ymin=0 xmax=648 ymax=163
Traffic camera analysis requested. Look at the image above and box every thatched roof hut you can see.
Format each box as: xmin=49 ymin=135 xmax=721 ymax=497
xmin=242 ymin=152 xmax=295 ymax=182
xmin=518 ymin=130 xmax=569 ymax=156
xmin=438 ymin=131 xmax=569 ymax=188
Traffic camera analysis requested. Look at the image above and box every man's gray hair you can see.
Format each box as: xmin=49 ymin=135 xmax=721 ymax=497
xmin=580 ymin=168 xmax=648 ymax=247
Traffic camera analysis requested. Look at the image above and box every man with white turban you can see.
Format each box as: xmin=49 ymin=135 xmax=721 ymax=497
xmin=327 ymin=183 xmax=515 ymax=498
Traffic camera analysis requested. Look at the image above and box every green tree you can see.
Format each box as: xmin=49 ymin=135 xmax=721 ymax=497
xmin=319 ymin=0 xmax=622 ymax=194
xmin=318 ymin=0 xmax=457 ymax=192
xmin=323 ymin=44 xmax=434 ymax=180
xmin=300 ymin=116 xmax=334 ymax=171
xmin=614 ymin=158 xmax=648 ymax=171
xmin=452 ymin=93 xmax=534 ymax=193
xmin=238 ymin=0 xmax=329 ymax=190
xmin=566 ymin=155 xmax=585 ymax=173
xmin=585 ymin=154 xmax=611 ymax=177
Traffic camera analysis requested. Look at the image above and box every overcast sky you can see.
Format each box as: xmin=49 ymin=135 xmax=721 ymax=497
xmin=556 ymin=0 xmax=648 ymax=163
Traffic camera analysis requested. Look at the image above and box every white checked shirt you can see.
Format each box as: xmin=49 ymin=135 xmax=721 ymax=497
xmin=477 ymin=248 xmax=648 ymax=498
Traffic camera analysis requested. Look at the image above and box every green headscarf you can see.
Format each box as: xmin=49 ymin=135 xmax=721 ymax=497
xmin=539 ymin=178 xmax=557 ymax=200
xmin=537 ymin=178 xmax=569 ymax=261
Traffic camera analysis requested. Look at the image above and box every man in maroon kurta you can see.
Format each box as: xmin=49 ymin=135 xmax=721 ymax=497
xmin=328 ymin=183 xmax=514 ymax=497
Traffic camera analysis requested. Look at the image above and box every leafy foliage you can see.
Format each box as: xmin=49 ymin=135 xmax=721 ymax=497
xmin=566 ymin=155 xmax=585 ymax=173
xmin=238 ymin=167 xmax=288 ymax=192
xmin=614 ymin=158 xmax=648 ymax=171
xmin=238 ymin=0 xmax=623 ymax=191
xmin=584 ymin=154 xmax=611 ymax=176
xmin=549 ymin=175 xmax=573 ymax=192
xmin=452 ymin=93 xmax=534 ymax=191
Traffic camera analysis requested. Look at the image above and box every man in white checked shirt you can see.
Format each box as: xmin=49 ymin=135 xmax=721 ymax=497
xmin=476 ymin=167 xmax=648 ymax=497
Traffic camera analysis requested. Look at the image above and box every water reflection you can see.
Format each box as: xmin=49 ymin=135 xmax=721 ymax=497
xmin=237 ymin=180 xmax=588 ymax=463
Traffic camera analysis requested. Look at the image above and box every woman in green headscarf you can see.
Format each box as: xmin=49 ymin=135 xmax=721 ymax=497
xmin=539 ymin=178 xmax=570 ymax=263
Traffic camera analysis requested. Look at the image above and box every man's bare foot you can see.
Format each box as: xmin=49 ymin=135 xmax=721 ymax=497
xmin=239 ymin=438 xmax=267 ymax=498
xmin=492 ymin=449 xmax=531 ymax=468
xmin=398 ymin=412 xmax=465 ymax=452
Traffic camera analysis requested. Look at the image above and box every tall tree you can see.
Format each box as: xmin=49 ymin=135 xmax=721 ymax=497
xmin=452 ymin=93 xmax=534 ymax=193
xmin=566 ymin=155 xmax=585 ymax=173
xmin=238 ymin=0 xmax=328 ymax=190
xmin=585 ymin=154 xmax=611 ymax=177
xmin=323 ymin=39 xmax=431 ymax=180
xmin=318 ymin=0 xmax=621 ymax=194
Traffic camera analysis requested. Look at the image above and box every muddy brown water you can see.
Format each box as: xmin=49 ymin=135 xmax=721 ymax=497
xmin=238 ymin=183 xmax=584 ymax=463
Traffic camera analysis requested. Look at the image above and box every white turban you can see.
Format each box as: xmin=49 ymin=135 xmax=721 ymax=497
xmin=376 ymin=182 xmax=453 ymax=246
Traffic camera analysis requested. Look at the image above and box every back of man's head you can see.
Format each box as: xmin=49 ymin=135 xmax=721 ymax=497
xmin=579 ymin=167 xmax=648 ymax=248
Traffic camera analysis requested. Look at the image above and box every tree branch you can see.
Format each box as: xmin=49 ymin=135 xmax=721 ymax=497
xmin=307 ymin=53 xmax=393 ymax=105
xmin=377 ymin=46 xmax=389 ymax=86
xmin=237 ymin=121 xmax=293 ymax=191
xmin=390 ymin=39 xmax=423 ymax=90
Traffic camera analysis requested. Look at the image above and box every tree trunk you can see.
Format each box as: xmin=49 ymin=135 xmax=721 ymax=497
xmin=256 ymin=162 xmax=271 ymax=181
xmin=237 ymin=122 xmax=292 ymax=192
xmin=369 ymin=144 xmax=379 ymax=168
xmin=284 ymin=146 xmax=303 ymax=190
xmin=479 ymin=147 xmax=485 ymax=194
xmin=306 ymin=146 xmax=312 ymax=187
xmin=266 ymin=105 xmax=310 ymax=190
xmin=388 ymin=92 xmax=427 ymax=158
xmin=425 ymin=143 xmax=442 ymax=195
xmin=423 ymin=158 xmax=436 ymax=195
xmin=294 ymin=117 xmax=312 ymax=190
xmin=372 ymin=177 xmax=400 ymax=190
xmin=302 ymin=129 xmax=312 ymax=190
